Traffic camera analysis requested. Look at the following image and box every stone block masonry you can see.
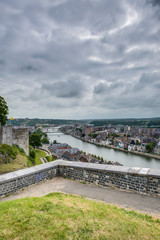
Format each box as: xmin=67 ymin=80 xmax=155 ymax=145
xmin=58 ymin=161 xmax=160 ymax=196
xmin=12 ymin=127 xmax=29 ymax=156
xmin=0 ymin=162 xmax=58 ymax=197
xmin=0 ymin=125 xmax=29 ymax=155
xmin=0 ymin=160 xmax=160 ymax=198
xmin=0 ymin=125 xmax=13 ymax=146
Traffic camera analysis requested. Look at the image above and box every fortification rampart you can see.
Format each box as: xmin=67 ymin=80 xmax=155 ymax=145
xmin=0 ymin=125 xmax=29 ymax=155
xmin=0 ymin=160 xmax=160 ymax=198
xmin=0 ymin=125 xmax=13 ymax=146
xmin=12 ymin=128 xmax=29 ymax=156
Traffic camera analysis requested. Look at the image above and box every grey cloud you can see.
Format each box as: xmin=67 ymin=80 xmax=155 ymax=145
xmin=49 ymin=0 xmax=126 ymax=31
xmin=135 ymin=73 xmax=160 ymax=90
xmin=94 ymin=82 xmax=109 ymax=94
xmin=42 ymin=78 xmax=85 ymax=99
xmin=147 ymin=0 xmax=160 ymax=7
xmin=22 ymin=65 xmax=38 ymax=71
xmin=0 ymin=0 xmax=159 ymax=118
xmin=0 ymin=60 xmax=5 ymax=65
xmin=92 ymin=73 xmax=160 ymax=113
xmin=110 ymin=81 xmax=124 ymax=89
xmin=94 ymin=80 xmax=125 ymax=95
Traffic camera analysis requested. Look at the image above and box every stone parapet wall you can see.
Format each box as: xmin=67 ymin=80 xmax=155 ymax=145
xmin=0 ymin=162 xmax=58 ymax=197
xmin=58 ymin=161 xmax=160 ymax=196
xmin=0 ymin=160 xmax=160 ymax=198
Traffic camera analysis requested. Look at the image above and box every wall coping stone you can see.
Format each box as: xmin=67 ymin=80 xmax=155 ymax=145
xmin=14 ymin=167 xmax=39 ymax=178
xmin=34 ymin=162 xmax=58 ymax=171
xmin=128 ymin=167 xmax=141 ymax=174
xmin=0 ymin=172 xmax=20 ymax=183
xmin=0 ymin=162 xmax=59 ymax=184
xmin=139 ymin=168 xmax=150 ymax=175
xmin=105 ymin=165 xmax=130 ymax=174
xmin=57 ymin=160 xmax=160 ymax=177
xmin=0 ymin=160 xmax=160 ymax=185
xmin=148 ymin=169 xmax=160 ymax=178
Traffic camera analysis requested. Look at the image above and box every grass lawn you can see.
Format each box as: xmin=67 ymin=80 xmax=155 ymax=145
xmin=34 ymin=149 xmax=47 ymax=165
xmin=0 ymin=149 xmax=48 ymax=174
xmin=0 ymin=154 xmax=28 ymax=174
xmin=0 ymin=193 xmax=159 ymax=240
xmin=46 ymin=155 xmax=55 ymax=162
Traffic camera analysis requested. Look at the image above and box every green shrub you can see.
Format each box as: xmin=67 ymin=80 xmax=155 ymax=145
xmin=13 ymin=144 xmax=25 ymax=155
xmin=45 ymin=156 xmax=50 ymax=162
xmin=30 ymin=150 xmax=36 ymax=159
xmin=0 ymin=144 xmax=17 ymax=159
xmin=28 ymin=148 xmax=36 ymax=166
xmin=29 ymin=156 xmax=35 ymax=165
xmin=45 ymin=155 xmax=53 ymax=162
xmin=41 ymin=137 xmax=49 ymax=144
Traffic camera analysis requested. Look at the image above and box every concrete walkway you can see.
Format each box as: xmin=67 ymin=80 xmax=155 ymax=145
xmin=0 ymin=177 xmax=160 ymax=217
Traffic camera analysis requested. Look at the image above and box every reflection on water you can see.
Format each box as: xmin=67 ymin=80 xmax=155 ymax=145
xmin=48 ymin=132 xmax=160 ymax=169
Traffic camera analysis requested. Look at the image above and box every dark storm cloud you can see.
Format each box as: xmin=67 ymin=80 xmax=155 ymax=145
xmin=147 ymin=0 xmax=160 ymax=7
xmin=0 ymin=0 xmax=159 ymax=118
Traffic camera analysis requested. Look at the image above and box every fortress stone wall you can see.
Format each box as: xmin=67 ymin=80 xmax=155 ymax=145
xmin=0 ymin=160 xmax=160 ymax=198
xmin=12 ymin=128 xmax=29 ymax=156
xmin=0 ymin=125 xmax=13 ymax=146
xmin=0 ymin=125 xmax=29 ymax=155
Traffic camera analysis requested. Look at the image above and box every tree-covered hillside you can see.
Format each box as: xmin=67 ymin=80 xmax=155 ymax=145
xmin=91 ymin=118 xmax=160 ymax=127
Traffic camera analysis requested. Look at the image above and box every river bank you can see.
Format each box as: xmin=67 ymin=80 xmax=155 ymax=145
xmin=62 ymin=132 xmax=160 ymax=160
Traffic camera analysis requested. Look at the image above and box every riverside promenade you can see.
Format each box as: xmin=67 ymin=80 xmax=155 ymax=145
xmin=1 ymin=177 xmax=160 ymax=218
xmin=70 ymin=134 xmax=160 ymax=160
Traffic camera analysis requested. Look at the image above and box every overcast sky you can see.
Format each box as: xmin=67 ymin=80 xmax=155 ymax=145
xmin=0 ymin=0 xmax=160 ymax=119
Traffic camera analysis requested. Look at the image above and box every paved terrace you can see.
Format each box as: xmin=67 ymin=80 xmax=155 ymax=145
xmin=0 ymin=160 xmax=160 ymax=217
xmin=0 ymin=177 xmax=160 ymax=217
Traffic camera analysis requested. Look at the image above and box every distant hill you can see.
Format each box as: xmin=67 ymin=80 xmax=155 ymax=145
xmin=7 ymin=117 xmax=160 ymax=127
xmin=8 ymin=118 xmax=88 ymax=127
xmin=90 ymin=117 xmax=160 ymax=127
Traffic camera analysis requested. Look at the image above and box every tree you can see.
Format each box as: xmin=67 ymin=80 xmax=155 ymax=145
xmin=30 ymin=150 xmax=36 ymax=159
xmin=29 ymin=133 xmax=42 ymax=148
xmin=34 ymin=128 xmax=47 ymax=138
xmin=145 ymin=142 xmax=156 ymax=153
xmin=0 ymin=96 xmax=9 ymax=126
xmin=41 ymin=137 xmax=49 ymax=144
xmin=89 ymin=133 xmax=97 ymax=138
xmin=146 ymin=144 xmax=152 ymax=153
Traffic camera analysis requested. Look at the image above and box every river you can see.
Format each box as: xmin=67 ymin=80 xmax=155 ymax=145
xmin=47 ymin=131 xmax=160 ymax=169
